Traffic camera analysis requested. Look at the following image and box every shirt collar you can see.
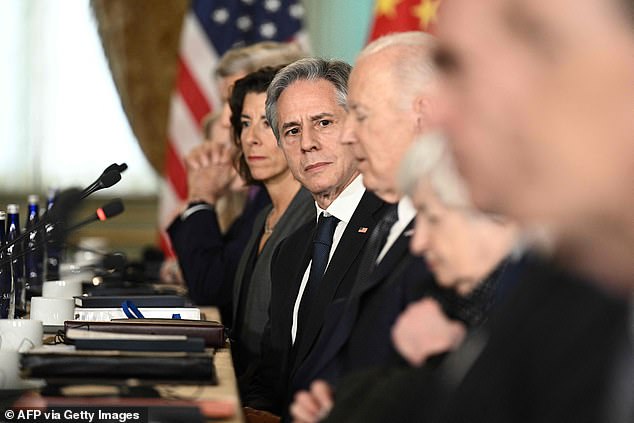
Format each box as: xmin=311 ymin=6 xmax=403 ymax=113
xmin=398 ymin=195 xmax=416 ymax=225
xmin=315 ymin=174 xmax=366 ymax=225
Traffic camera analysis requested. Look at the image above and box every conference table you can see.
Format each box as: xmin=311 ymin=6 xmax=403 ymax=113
xmin=11 ymin=306 xmax=245 ymax=423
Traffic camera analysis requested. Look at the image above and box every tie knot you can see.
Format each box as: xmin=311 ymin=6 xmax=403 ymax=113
xmin=314 ymin=213 xmax=340 ymax=246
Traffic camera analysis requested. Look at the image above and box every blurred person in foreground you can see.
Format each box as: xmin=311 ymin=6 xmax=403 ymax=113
xmin=434 ymin=0 xmax=632 ymax=420
xmin=434 ymin=0 xmax=634 ymax=294
xmin=243 ymin=58 xmax=387 ymax=418
xmin=292 ymin=135 xmax=629 ymax=423
xmin=167 ymin=42 xmax=306 ymax=325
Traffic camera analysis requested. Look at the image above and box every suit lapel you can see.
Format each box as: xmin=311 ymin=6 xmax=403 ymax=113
xmin=351 ymin=218 xmax=415 ymax=299
xmin=292 ymin=192 xmax=385 ymax=371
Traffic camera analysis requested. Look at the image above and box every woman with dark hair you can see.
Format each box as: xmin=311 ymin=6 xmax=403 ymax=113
xmin=166 ymin=44 xmax=306 ymax=326
xmin=228 ymin=67 xmax=313 ymax=383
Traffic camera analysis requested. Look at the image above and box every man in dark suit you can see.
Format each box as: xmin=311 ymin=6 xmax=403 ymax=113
xmin=243 ymin=58 xmax=387 ymax=416
xmin=285 ymin=32 xmax=452 ymax=417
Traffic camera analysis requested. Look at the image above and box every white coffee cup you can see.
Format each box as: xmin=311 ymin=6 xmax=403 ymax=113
xmin=42 ymin=280 xmax=82 ymax=299
xmin=0 ymin=320 xmax=43 ymax=352
xmin=0 ymin=350 xmax=22 ymax=389
xmin=29 ymin=297 xmax=74 ymax=326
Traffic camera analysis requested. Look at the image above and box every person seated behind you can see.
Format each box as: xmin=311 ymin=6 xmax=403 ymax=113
xmin=167 ymin=42 xmax=306 ymax=326
xmin=199 ymin=110 xmax=248 ymax=233
xmin=226 ymin=66 xmax=314 ymax=383
xmin=290 ymin=134 xmax=522 ymax=423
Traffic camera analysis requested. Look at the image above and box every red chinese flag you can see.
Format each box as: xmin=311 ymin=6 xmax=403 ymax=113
xmin=368 ymin=0 xmax=443 ymax=41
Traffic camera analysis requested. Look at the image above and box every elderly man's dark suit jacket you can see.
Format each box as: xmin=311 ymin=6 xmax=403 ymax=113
xmin=322 ymin=255 xmax=630 ymax=423
xmin=245 ymin=190 xmax=387 ymax=415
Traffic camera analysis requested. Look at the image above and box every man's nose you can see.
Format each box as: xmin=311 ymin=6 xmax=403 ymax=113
xmin=300 ymin=126 xmax=320 ymax=152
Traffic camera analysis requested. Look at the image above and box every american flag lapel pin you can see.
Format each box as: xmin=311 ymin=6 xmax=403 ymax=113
xmin=358 ymin=227 xmax=369 ymax=233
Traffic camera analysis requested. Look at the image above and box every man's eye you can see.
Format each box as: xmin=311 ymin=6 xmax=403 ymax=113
xmin=262 ymin=119 xmax=270 ymax=128
xmin=285 ymin=127 xmax=299 ymax=136
xmin=318 ymin=119 xmax=332 ymax=127
xmin=241 ymin=120 xmax=250 ymax=128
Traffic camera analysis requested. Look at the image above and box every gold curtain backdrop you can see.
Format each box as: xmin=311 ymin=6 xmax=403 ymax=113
xmin=90 ymin=0 xmax=189 ymax=175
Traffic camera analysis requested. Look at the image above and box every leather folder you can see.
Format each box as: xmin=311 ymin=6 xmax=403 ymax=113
xmin=73 ymin=336 xmax=205 ymax=353
xmin=64 ymin=319 xmax=226 ymax=348
xmin=21 ymin=351 xmax=217 ymax=384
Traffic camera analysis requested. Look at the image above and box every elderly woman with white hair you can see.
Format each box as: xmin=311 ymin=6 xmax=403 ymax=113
xmin=390 ymin=133 xmax=521 ymax=366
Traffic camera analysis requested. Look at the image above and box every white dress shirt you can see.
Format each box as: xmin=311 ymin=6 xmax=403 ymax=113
xmin=291 ymin=175 xmax=366 ymax=343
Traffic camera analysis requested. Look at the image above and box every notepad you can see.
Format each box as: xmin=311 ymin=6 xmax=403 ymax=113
xmin=73 ymin=307 xmax=201 ymax=321
xmin=74 ymin=295 xmax=186 ymax=308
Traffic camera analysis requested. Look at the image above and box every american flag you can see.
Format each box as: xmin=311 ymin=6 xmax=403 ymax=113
xmin=368 ymin=0 xmax=442 ymax=40
xmin=159 ymin=0 xmax=307 ymax=256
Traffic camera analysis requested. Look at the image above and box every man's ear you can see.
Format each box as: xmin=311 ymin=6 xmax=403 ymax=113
xmin=413 ymin=94 xmax=436 ymax=133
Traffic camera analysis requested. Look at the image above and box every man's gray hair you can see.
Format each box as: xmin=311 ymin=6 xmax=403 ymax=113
xmin=398 ymin=133 xmax=471 ymax=209
xmin=359 ymin=31 xmax=438 ymax=108
xmin=265 ymin=58 xmax=352 ymax=141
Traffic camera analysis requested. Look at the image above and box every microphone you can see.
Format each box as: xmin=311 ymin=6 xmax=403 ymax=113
xmin=80 ymin=163 xmax=127 ymax=200
xmin=80 ymin=169 xmax=122 ymax=199
xmin=65 ymin=199 xmax=125 ymax=233
xmin=102 ymin=162 xmax=128 ymax=176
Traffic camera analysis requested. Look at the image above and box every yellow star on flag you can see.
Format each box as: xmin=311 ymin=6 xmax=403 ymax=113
xmin=375 ymin=0 xmax=402 ymax=19
xmin=412 ymin=0 xmax=441 ymax=29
